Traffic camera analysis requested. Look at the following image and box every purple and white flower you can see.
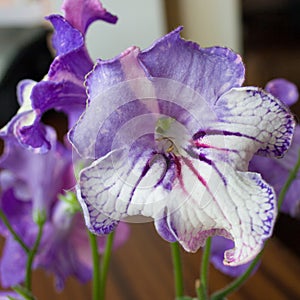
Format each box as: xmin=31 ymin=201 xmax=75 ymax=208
xmin=70 ymin=28 xmax=295 ymax=266
xmin=0 ymin=0 xmax=117 ymax=153
xmin=0 ymin=134 xmax=129 ymax=290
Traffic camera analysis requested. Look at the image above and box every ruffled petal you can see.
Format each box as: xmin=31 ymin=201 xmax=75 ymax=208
xmin=62 ymin=0 xmax=117 ymax=35
xmin=77 ymin=144 xmax=172 ymax=234
xmin=45 ymin=15 xmax=93 ymax=79
xmin=46 ymin=14 xmax=85 ymax=57
xmin=78 ymin=141 xmax=276 ymax=265
xmin=159 ymin=158 xmax=276 ymax=266
xmin=138 ymin=27 xmax=245 ymax=105
xmin=197 ymin=87 xmax=295 ymax=171
xmin=0 ymin=79 xmax=52 ymax=153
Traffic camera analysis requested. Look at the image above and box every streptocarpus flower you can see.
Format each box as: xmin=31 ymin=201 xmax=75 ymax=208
xmin=0 ymin=0 xmax=117 ymax=153
xmin=0 ymin=133 xmax=129 ymax=290
xmin=70 ymin=27 xmax=295 ymax=266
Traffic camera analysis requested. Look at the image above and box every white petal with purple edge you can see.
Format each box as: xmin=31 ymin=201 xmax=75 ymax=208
xmin=194 ymin=87 xmax=295 ymax=171
xmin=78 ymin=142 xmax=276 ymax=265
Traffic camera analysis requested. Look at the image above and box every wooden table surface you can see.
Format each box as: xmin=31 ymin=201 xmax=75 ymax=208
xmin=8 ymin=221 xmax=295 ymax=300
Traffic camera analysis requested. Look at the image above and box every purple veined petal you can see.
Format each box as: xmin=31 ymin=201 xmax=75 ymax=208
xmin=210 ymin=236 xmax=259 ymax=277
xmin=200 ymin=87 xmax=295 ymax=171
xmin=265 ymin=78 xmax=299 ymax=107
xmin=61 ymin=0 xmax=117 ymax=35
xmin=77 ymin=138 xmax=276 ymax=265
xmin=69 ymin=46 xmax=217 ymax=159
xmin=157 ymin=160 xmax=276 ymax=266
xmin=138 ymin=27 xmax=245 ymax=105
xmin=77 ymin=142 xmax=173 ymax=234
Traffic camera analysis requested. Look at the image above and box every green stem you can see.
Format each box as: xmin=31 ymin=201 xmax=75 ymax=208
xmin=0 ymin=210 xmax=29 ymax=253
xmin=211 ymin=251 xmax=263 ymax=300
xmin=13 ymin=285 xmax=35 ymax=300
xmin=25 ymin=221 xmax=44 ymax=291
xmin=170 ymin=242 xmax=184 ymax=298
xmin=211 ymin=149 xmax=300 ymax=300
xmin=99 ymin=231 xmax=115 ymax=300
xmin=198 ymin=237 xmax=211 ymax=300
xmin=89 ymin=232 xmax=101 ymax=300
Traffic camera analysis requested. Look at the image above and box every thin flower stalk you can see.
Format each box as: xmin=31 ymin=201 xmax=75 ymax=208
xmin=171 ymin=242 xmax=184 ymax=298
xmin=25 ymin=219 xmax=45 ymax=291
xmin=100 ymin=231 xmax=115 ymax=300
xmin=198 ymin=237 xmax=212 ymax=300
xmin=0 ymin=210 xmax=29 ymax=253
xmin=89 ymin=232 xmax=101 ymax=300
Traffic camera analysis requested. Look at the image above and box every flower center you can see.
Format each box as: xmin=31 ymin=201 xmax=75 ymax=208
xmin=155 ymin=116 xmax=189 ymax=156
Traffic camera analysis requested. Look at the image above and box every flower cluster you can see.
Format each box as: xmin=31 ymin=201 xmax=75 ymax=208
xmin=0 ymin=0 xmax=298 ymax=299
xmin=0 ymin=0 xmax=129 ymax=295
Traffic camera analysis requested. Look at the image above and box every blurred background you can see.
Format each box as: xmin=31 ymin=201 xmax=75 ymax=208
xmin=0 ymin=0 xmax=299 ymax=299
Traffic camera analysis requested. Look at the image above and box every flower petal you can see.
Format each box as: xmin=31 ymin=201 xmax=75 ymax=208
xmin=78 ymin=141 xmax=276 ymax=265
xmin=0 ymin=236 xmax=26 ymax=287
xmin=77 ymin=142 xmax=173 ymax=234
xmin=138 ymin=27 xmax=245 ymax=105
xmin=70 ymin=47 xmax=216 ymax=159
xmin=46 ymin=14 xmax=85 ymax=57
xmin=210 ymin=236 xmax=259 ymax=277
xmin=265 ymin=78 xmax=299 ymax=107
xmin=198 ymin=87 xmax=295 ymax=171
xmin=62 ymin=0 xmax=117 ymax=35
xmin=159 ymin=159 xmax=276 ymax=266
xmin=46 ymin=15 xmax=93 ymax=79
xmin=0 ymin=129 xmax=72 ymax=215
xmin=31 ymin=81 xmax=86 ymax=116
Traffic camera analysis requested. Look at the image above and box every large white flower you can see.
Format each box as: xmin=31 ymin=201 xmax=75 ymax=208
xmin=69 ymin=28 xmax=295 ymax=266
